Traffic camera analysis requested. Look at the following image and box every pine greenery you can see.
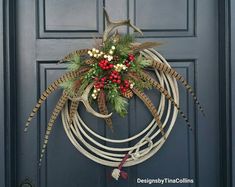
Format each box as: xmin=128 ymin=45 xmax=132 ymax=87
xmin=67 ymin=54 xmax=81 ymax=71
xmin=60 ymin=34 xmax=154 ymax=118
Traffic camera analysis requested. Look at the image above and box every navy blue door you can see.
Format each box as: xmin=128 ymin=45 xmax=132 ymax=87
xmin=15 ymin=0 xmax=220 ymax=187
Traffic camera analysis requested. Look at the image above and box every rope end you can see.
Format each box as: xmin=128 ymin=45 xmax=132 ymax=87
xmin=111 ymin=168 xmax=128 ymax=180
xmin=111 ymin=168 xmax=121 ymax=180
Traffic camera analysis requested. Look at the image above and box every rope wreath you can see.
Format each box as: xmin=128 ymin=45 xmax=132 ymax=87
xmin=62 ymin=49 xmax=179 ymax=180
xmin=25 ymin=9 xmax=204 ymax=180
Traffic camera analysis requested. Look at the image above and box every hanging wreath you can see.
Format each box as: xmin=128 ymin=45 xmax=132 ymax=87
xmin=25 ymin=9 xmax=204 ymax=180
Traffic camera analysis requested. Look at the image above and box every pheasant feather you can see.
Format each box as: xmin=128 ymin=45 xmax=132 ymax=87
xmin=39 ymin=91 xmax=69 ymax=165
xmin=59 ymin=49 xmax=91 ymax=63
xmin=25 ymin=69 xmax=88 ymax=132
xmin=131 ymin=42 xmax=162 ymax=52
xmin=84 ymin=58 xmax=95 ymax=65
xmin=68 ymin=100 xmax=79 ymax=128
xmin=98 ymin=90 xmax=113 ymax=131
xmin=132 ymin=87 xmax=166 ymax=138
xmin=139 ymin=70 xmax=192 ymax=130
xmin=151 ymin=60 xmax=205 ymax=115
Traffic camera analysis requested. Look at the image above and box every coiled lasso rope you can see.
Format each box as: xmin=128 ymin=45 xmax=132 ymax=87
xmin=61 ymin=48 xmax=179 ymax=180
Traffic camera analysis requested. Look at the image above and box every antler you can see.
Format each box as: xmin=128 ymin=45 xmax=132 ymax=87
xmin=70 ymin=83 xmax=112 ymax=118
xmin=103 ymin=8 xmax=143 ymax=42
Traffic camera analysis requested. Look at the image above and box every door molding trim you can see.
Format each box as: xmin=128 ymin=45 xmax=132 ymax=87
xmin=219 ymin=0 xmax=234 ymax=187
xmin=0 ymin=0 xmax=5 ymax=186
xmin=0 ymin=0 xmax=234 ymax=187
xmin=0 ymin=0 xmax=17 ymax=186
xmin=229 ymin=0 xmax=235 ymax=186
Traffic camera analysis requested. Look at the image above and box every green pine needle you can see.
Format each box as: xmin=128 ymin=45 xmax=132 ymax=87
xmin=67 ymin=55 xmax=81 ymax=71
xmin=107 ymin=85 xmax=128 ymax=117
xmin=60 ymin=80 xmax=73 ymax=89
xmin=102 ymin=34 xmax=135 ymax=56
xmin=60 ymin=79 xmax=76 ymax=95
xmin=119 ymin=34 xmax=135 ymax=45
xmin=116 ymin=34 xmax=135 ymax=56
xmin=138 ymin=59 xmax=152 ymax=67
xmin=112 ymin=95 xmax=128 ymax=117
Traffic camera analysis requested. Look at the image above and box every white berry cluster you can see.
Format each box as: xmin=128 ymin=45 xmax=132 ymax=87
xmin=104 ymin=45 xmax=115 ymax=61
xmin=108 ymin=46 xmax=115 ymax=54
xmin=88 ymin=48 xmax=103 ymax=58
xmin=87 ymin=46 xmax=116 ymax=62
xmin=91 ymin=88 xmax=100 ymax=100
xmin=114 ymin=63 xmax=128 ymax=72
xmin=103 ymin=54 xmax=113 ymax=62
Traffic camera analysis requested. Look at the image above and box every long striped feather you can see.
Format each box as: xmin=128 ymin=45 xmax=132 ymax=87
xmin=151 ymin=60 xmax=205 ymax=115
xmin=97 ymin=90 xmax=113 ymax=131
xmin=25 ymin=68 xmax=88 ymax=132
xmin=132 ymin=87 xmax=166 ymax=139
xmin=68 ymin=100 xmax=79 ymax=128
xmin=138 ymin=71 xmax=192 ymax=130
xmin=39 ymin=92 xmax=69 ymax=165
xmin=84 ymin=58 xmax=95 ymax=65
xmin=131 ymin=42 xmax=162 ymax=52
xmin=59 ymin=49 xmax=91 ymax=63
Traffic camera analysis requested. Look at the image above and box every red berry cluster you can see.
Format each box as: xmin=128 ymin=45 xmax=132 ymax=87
xmin=94 ymin=77 xmax=107 ymax=89
xmin=93 ymin=53 xmax=135 ymax=93
xmin=98 ymin=59 xmax=114 ymax=70
xmin=119 ymin=80 xmax=130 ymax=93
xmin=109 ymin=70 xmax=121 ymax=84
xmin=124 ymin=54 xmax=135 ymax=67
xmin=128 ymin=54 xmax=135 ymax=61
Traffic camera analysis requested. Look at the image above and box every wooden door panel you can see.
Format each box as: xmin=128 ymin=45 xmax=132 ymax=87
xmin=132 ymin=0 xmax=195 ymax=37
xmin=38 ymin=0 xmax=104 ymax=38
xmin=16 ymin=0 xmax=220 ymax=187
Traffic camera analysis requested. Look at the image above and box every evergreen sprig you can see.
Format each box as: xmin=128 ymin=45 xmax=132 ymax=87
xmin=116 ymin=34 xmax=135 ymax=56
xmin=67 ymin=54 xmax=81 ymax=71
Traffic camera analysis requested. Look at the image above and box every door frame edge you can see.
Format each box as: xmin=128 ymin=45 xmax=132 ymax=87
xmin=231 ymin=0 xmax=235 ymax=185
xmin=0 ymin=0 xmax=17 ymax=186
xmin=218 ymin=0 xmax=234 ymax=187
